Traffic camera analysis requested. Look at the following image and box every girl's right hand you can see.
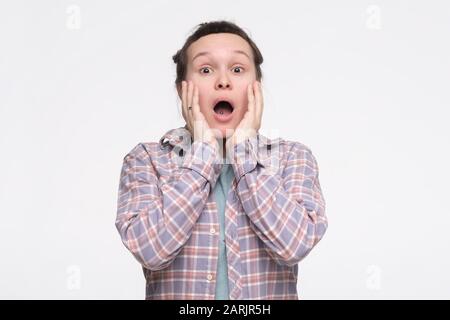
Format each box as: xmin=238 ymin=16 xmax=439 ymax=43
xmin=181 ymin=80 xmax=218 ymax=147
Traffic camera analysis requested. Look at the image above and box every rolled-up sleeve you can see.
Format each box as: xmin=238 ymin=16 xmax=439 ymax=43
xmin=230 ymin=138 xmax=328 ymax=266
xmin=115 ymin=141 xmax=222 ymax=271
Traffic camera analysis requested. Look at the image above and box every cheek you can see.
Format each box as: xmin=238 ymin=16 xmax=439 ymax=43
xmin=239 ymin=83 xmax=252 ymax=101
xmin=198 ymin=93 xmax=210 ymax=113
xmin=192 ymin=82 xmax=208 ymax=109
xmin=235 ymin=106 xmax=247 ymax=121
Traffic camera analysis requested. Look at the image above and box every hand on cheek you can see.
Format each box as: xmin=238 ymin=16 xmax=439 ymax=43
xmin=227 ymin=81 xmax=264 ymax=149
xmin=181 ymin=80 xmax=219 ymax=148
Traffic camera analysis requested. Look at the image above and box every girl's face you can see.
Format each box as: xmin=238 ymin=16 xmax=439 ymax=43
xmin=180 ymin=33 xmax=257 ymax=139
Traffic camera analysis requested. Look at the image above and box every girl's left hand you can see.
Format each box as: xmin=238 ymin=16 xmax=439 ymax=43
xmin=226 ymin=80 xmax=264 ymax=150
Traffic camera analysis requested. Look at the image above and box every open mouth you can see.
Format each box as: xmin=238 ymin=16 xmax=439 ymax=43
xmin=213 ymin=100 xmax=234 ymax=115
xmin=213 ymin=100 xmax=234 ymax=122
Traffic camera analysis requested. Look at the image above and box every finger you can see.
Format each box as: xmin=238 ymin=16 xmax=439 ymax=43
xmin=193 ymin=85 xmax=204 ymax=133
xmin=182 ymin=81 xmax=192 ymax=131
xmin=181 ymin=80 xmax=187 ymax=119
xmin=247 ymin=83 xmax=255 ymax=114
xmin=187 ymin=80 xmax=194 ymax=112
xmin=254 ymin=81 xmax=261 ymax=114
xmin=184 ymin=81 xmax=194 ymax=132
xmin=192 ymin=84 xmax=199 ymax=126
xmin=193 ymin=84 xmax=200 ymax=114
xmin=188 ymin=81 xmax=196 ymax=132
xmin=254 ymin=81 xmax=263 ymax=122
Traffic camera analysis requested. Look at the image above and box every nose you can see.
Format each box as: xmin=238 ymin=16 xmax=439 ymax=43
xmin=215 ymin=75 xmax=232 ymax=90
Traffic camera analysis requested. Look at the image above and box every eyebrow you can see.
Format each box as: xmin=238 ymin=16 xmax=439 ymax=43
xmin=192 ymin=50 xmax=251 ymax=62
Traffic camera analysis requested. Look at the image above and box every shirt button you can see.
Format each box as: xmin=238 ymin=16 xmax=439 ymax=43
xmin=207 ymin=274 xmax=213 ymax=281
xmin=210 ymin=228 xmax=216 ymax=234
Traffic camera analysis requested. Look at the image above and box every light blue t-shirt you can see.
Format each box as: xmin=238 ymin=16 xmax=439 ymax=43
xmin=213 ymin=163 xmax=234 ymax=299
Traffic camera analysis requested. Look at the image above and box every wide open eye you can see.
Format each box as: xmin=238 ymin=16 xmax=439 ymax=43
xmin=200 ymin=67 xmax=212 ymax=74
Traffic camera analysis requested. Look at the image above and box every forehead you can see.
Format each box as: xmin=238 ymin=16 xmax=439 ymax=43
xmin=187 ymin=33 xmax=253 ymax=61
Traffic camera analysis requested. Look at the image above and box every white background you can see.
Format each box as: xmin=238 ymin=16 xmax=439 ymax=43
xmin=1 ymin=0 xmax=449 ymax=299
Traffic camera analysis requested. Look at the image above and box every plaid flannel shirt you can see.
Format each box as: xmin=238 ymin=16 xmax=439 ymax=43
xmin=115 ymin=126 xmax=327 ymax=299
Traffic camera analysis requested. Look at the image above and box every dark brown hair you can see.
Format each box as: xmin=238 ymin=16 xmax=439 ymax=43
xmin=172 ymin=20 xmax=264 ymax=92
